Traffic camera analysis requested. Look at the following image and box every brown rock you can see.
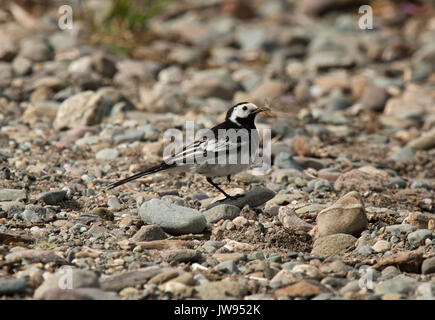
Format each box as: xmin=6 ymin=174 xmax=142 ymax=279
xmin=315 ymin=191 xmax=367 ymax=237
xmin=361 ymin=86 xmax=390 ymax=112
xmin=278 ymin=206 xmax=313 ymax=231
xmin=6 ymin=249 xmax=67 ymax=265
xmin=373 ymin=249 xmax=424 ymax=273
xmin=421 ymin=257 xmax=435 ymax=274
xmin=147 ymin=269 xmax=180 ymax=285
xmin=274 ymin=279 xmax=327 ymax=298
xmin=334 ymin=168 xmax=391 ymax=192
xmin=293 ymin=135 xmax=312 ymax=157
xmin=405 ymin=212 xmax=435 ymax=231
xmin=100 ymin=266 xmax=162 ymax=291
xmin=130 ymin=224 xmax=168 ymax=242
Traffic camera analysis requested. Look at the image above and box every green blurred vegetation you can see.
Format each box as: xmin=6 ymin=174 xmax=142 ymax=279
xmin=85 ymin=0 xmax=170 ymax=56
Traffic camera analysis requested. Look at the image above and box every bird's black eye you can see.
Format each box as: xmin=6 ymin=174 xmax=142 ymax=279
xmin=242 ymin=106 xmax=247 ymax=111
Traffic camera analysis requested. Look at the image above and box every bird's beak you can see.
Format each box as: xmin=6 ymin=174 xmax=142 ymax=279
xmin=254 ymin=105 xmax=272 ymax=115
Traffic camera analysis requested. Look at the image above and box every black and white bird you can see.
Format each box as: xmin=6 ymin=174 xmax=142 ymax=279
xmin=106 ymin=102 xmax=269 ymax=199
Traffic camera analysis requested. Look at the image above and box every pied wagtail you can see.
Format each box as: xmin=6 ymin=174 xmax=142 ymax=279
xmin=106 ymin=102 xmax=269 ymax=199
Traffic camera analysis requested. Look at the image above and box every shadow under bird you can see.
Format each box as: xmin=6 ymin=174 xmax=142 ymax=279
xmin=105 ymin=102 xmax=269 ymax=199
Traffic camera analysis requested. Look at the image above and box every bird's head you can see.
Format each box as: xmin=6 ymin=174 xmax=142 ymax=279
xmin=226 ymin=102 xmax=270 ymax=127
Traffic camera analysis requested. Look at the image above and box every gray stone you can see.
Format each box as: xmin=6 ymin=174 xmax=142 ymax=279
xmin=203 ymin=204 xmax=240 ymax=223
xmin=389 ymin=177 xmax=407 ymax=188
xmin=206 ymin=188 xmax=275 ymax=210
xmin=113 ymin=129 xmax=145 ymax=144
xmin=274 ymin=152 xmax=304 ymax=170
xmin=20 ymin=209 xmax=43 ymax=223
xmin=130 ymin=224 xmax=168 ymax=242
xmin=235 ymin=27 xmax=266 ymax=51
xmin=107 ymin=197 xmax=122 ymax=210
xmin=195 ymin=278 xmax=248 ymax=300
xmin=357 ymin=245 xmax=374 ymax=255
xmin=96 ymin=148 xmax=119 ymax=161
xmin=388 ymin=147 xmax=415 ymax=162
xmin=160 ymin=249 xmax=202 ymax=263
xmin=374 ymin=275 xmax=419 ymax=295
xmin=407 ymin=128 xmax=435 ymax=151
xmin=54 ymin=91 xmax=107 ymax=130
xmin=422 ymin=257 xmax=435 ymax=274
xmin=407 ymin=229 xmax=433 ymax=247
xmin=415 ymin=282 xmax=435 ymax=300
xmin=385 ymin=224 xmax=417 ymax=234
xmin=34 ymin=269 xmax=99 ymax=299
xmin=12 ymin=56 xmax=32 ymax=76
xmin=37 ymin=190 xmax=67 ymax=205
xmin=5 ymin=249 xmax=67 ymax=265
xmin=0 ymin=278 xmax=27 ymax=295
xmin=311 ymin=234 xmax=357 ymax=257
xmin=215 ymin=260 xmax=239 ymax=274
xmin=140 ymin=199 xmax=206 ymax=235
xmin=19 ymin=36 xmax=53 ymax=62
xmin=0 ymin=189 xmax=27 ymax=201
xmin=182 ymin=68 xmax=239 ymax=100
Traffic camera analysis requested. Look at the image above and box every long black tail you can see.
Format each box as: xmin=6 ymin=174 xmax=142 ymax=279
xmin=105 ymin=162 xmax=173 ymax=190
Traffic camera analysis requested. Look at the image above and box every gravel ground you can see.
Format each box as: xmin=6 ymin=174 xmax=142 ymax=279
xmin=0 ymin=0 xmax=434 ymax=300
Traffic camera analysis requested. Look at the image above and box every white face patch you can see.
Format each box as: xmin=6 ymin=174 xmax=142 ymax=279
xmin=229 ymin=103 xmax=259 ymax=125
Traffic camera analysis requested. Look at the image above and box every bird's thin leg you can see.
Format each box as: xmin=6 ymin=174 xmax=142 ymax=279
xmin=227 ymin=175 xmax=231 ymax=183
xmin=206 ymin=177 xmax=235 ymax=199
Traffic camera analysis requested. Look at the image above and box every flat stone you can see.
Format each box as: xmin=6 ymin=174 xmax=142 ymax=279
xmin=372 ymin=240 xmax=391 ymax=253
xmin=0 ymin=189 xmax=27 ymax=201
xmin=96 ymin=148 xmax=119 ymax=161
xmin=311 ymin=234 xmax=357 ymax=257
xmin=6 ymin=249 xmax=67 ymax=265
xmin=100 ymin=266 xmax=162 ymax=292
xmin=205 ymin=188 xmax=275 ymax=210
xmin=334 ymin=168 xmax=391 ymax=192
xmin=140 ymin=199 xmax=206 ymax=235
xmin=203 ymin=204 xmax=240 ymax=223
xmin=275 ymin=279 xmax=328 ymax=298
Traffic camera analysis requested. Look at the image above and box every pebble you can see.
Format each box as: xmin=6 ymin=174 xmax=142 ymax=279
xmin=96 ymin=148 xmax=119 ymax=161
xmin=311 ymin=234 xmax=357 ymax=257
xmin=0 ymin=278 xmax=27 ymax=295
xmin=203 ymin=204 xmax=240 ymax=223
xmin=278 ymin=206 xmax=313 ymax=231
xmin=421 ymin=257 xmax=435 ymax=275
xmin=140 ymin=199 xmax=206 ymax=235
xmin=195 ymin=279 xmax=247 ymax=300
xmin=274 ymin=152 xmax=304 ymax=170
xmin=214 ymin=260 xmax=239 ymax=274
xmin=407 ymin=229 xmax=433 ymax=247
xmin=130 ymin=224 xmax=168 ymax=242
xmin=374 ymin=275 xmax=419 ymax=296
xmin=314 ymin=191 xmax=367 ymax=238
xmin=54 ymin=91 xmax=107 ymax=130
xmin=107 ymin=197 xmax=122 ymax=210
xmin=372 ymin=240 xmax=391 ymax=253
